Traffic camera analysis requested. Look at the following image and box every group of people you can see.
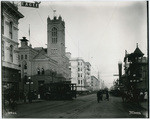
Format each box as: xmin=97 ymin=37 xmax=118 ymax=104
xmin=121 ymin=90 xmax=148 ymax=104
xmin=97 ymin=90 xmax=109 ymax=103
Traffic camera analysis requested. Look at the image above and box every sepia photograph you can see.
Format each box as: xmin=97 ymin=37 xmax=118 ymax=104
xmin=1 ymin=0 xmax=149 ymax=118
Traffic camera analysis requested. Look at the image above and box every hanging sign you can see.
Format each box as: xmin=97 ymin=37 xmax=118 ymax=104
xmin=21 ymin=1 xmax=40 ymax=8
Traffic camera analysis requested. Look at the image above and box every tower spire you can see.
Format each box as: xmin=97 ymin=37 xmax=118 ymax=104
xmin=136 ymin=43 xmax=138 ymax=48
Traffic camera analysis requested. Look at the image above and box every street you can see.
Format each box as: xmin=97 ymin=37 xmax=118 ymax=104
xmin=4 ymin=93 xmax=147 ymax=118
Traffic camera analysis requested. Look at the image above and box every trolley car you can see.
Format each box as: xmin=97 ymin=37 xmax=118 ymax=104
xmin=39 ymin=82 xmax=77 ymax=100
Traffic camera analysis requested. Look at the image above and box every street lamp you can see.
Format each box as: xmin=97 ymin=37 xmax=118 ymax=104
xmin=28 ymin=76 xmax=33 ymax=103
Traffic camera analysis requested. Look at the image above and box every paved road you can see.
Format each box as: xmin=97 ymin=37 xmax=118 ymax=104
xmin=4 ymin=93 xmax=147 ymax=118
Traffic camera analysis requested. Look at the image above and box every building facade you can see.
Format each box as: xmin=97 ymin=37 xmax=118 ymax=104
xmin=2 ymin=1 xmax=24 ymax=101
xmin=18 ymin=37 xmax=59 ymax=94
xmin=122 ymin=44 xmax=148 ymax=92
xmin=91 ymin=76 xmax=100 ymax=91
xmin=67 ymin=53 xmax=92 ymax=91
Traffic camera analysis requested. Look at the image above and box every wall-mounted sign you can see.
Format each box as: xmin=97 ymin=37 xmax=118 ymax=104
xmin=21 ymin=1 xmax=40 ymax=8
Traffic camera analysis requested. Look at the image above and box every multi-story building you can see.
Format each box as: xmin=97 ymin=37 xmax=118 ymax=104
xmin=1 ymin=1 xmax=24 ymax=100
xmin=91 ymin=76 xmax=100 ymax=91
xmin=66 ymin=52 xmax=92 ymax=91
xmin=84 ymin=62 xmax=91 ymax=89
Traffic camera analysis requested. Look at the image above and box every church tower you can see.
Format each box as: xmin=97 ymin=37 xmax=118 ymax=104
xmin=47 ymin=14 xmax=70 ymax=80
xmin=47 ymin=15 xmax=65 ymax=59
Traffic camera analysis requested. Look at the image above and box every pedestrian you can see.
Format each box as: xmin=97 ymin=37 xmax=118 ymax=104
xmin=23 ymin=92 xmax=27 ymax=103
xmin=105 ymin=90 xmax=109 ymax=101
xmin=97 ymin=90 xmax=103 ymax=103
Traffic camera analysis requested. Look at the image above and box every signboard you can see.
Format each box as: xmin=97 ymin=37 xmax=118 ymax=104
xmin=21 ymin=1 xmax=40 ymax=8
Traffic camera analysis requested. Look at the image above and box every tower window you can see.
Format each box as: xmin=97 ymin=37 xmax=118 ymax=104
xmin=52 ymin=27 xmax=57 ymax=44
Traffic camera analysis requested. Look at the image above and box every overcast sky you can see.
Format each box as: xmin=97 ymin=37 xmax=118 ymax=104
xmin=18 ymin=1 xmax=147 ymax=88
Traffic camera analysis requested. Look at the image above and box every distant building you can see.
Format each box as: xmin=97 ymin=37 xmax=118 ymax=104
xmin=91 ymin=76 xmax=100 ymax=91
xmin=1 ymin=1 xmax=24 ymax=100
xmin=67 ymin=54 xmax=92 ymax=91
xmin=84 ymin=62 xmax=91 ymax=90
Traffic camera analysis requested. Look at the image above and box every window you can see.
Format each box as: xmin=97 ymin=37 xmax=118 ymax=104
xmin=2 ymin=41 xmax=4 ymax=60
xmin=24 ymin=64 xmax=27 ymax=69
xmin=78 ymin=73 xmax=80 ymax=77
xmin=78 ymin=68 xmax=80 ymax=71
xmin=10 ymin=45 xmax=13 ymax=62
xmin=81 ymin=73 xmax=82 ymax=77
xmin=78 ymin=80 xmax=80 ymax=84
xmin=18 ymin=55 xmax=20 ymax=60
xmin=52 ymin=27 xmax=57 ymax=44
xmin=78 ymin=62 xmax=80 ymax=65
xmin=41 ymin=68 xmax=44 ymax=75
xmin=9 ymin=22 xmax=13 ymax=39
xmin=2 ymin=15 xmax=4 ymax=34
xmin=81 ymin=80 xmax=82 ymax=84
xmin=21 ymin=55 xmax=23 ymax=60
xmin=37 ymin=68 xmax=40 ymax=75
xmin=25 ymin=55 xmax=27 ymax=59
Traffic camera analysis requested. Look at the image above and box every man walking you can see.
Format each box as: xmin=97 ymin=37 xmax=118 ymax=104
xmin=97 ymin=90 xmax=103 ymax=103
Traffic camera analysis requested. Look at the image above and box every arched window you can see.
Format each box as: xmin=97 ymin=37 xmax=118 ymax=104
xmin=24 ymin=64 xmax=27 ymax=69
xmin=41 ymin=68 xmax=45 ymax=74
xmin=52 ymin=27 xmax=57 ymax=44
xmin=10 ymin=45 xmax=13 ymax=62
xmin=37 ymin=68 xmax=40 ymax=75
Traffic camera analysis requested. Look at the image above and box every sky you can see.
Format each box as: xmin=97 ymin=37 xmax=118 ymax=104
xmin=17 ymin=1 xmax=147 ymax=88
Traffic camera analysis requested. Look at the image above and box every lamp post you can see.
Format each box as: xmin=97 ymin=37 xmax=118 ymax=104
xmin=28 ymin=76 xmax=31 ymax=103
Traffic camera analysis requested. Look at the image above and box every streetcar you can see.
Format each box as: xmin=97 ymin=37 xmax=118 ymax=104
xmin=39 ymin=81 xmax=77 ymax=100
